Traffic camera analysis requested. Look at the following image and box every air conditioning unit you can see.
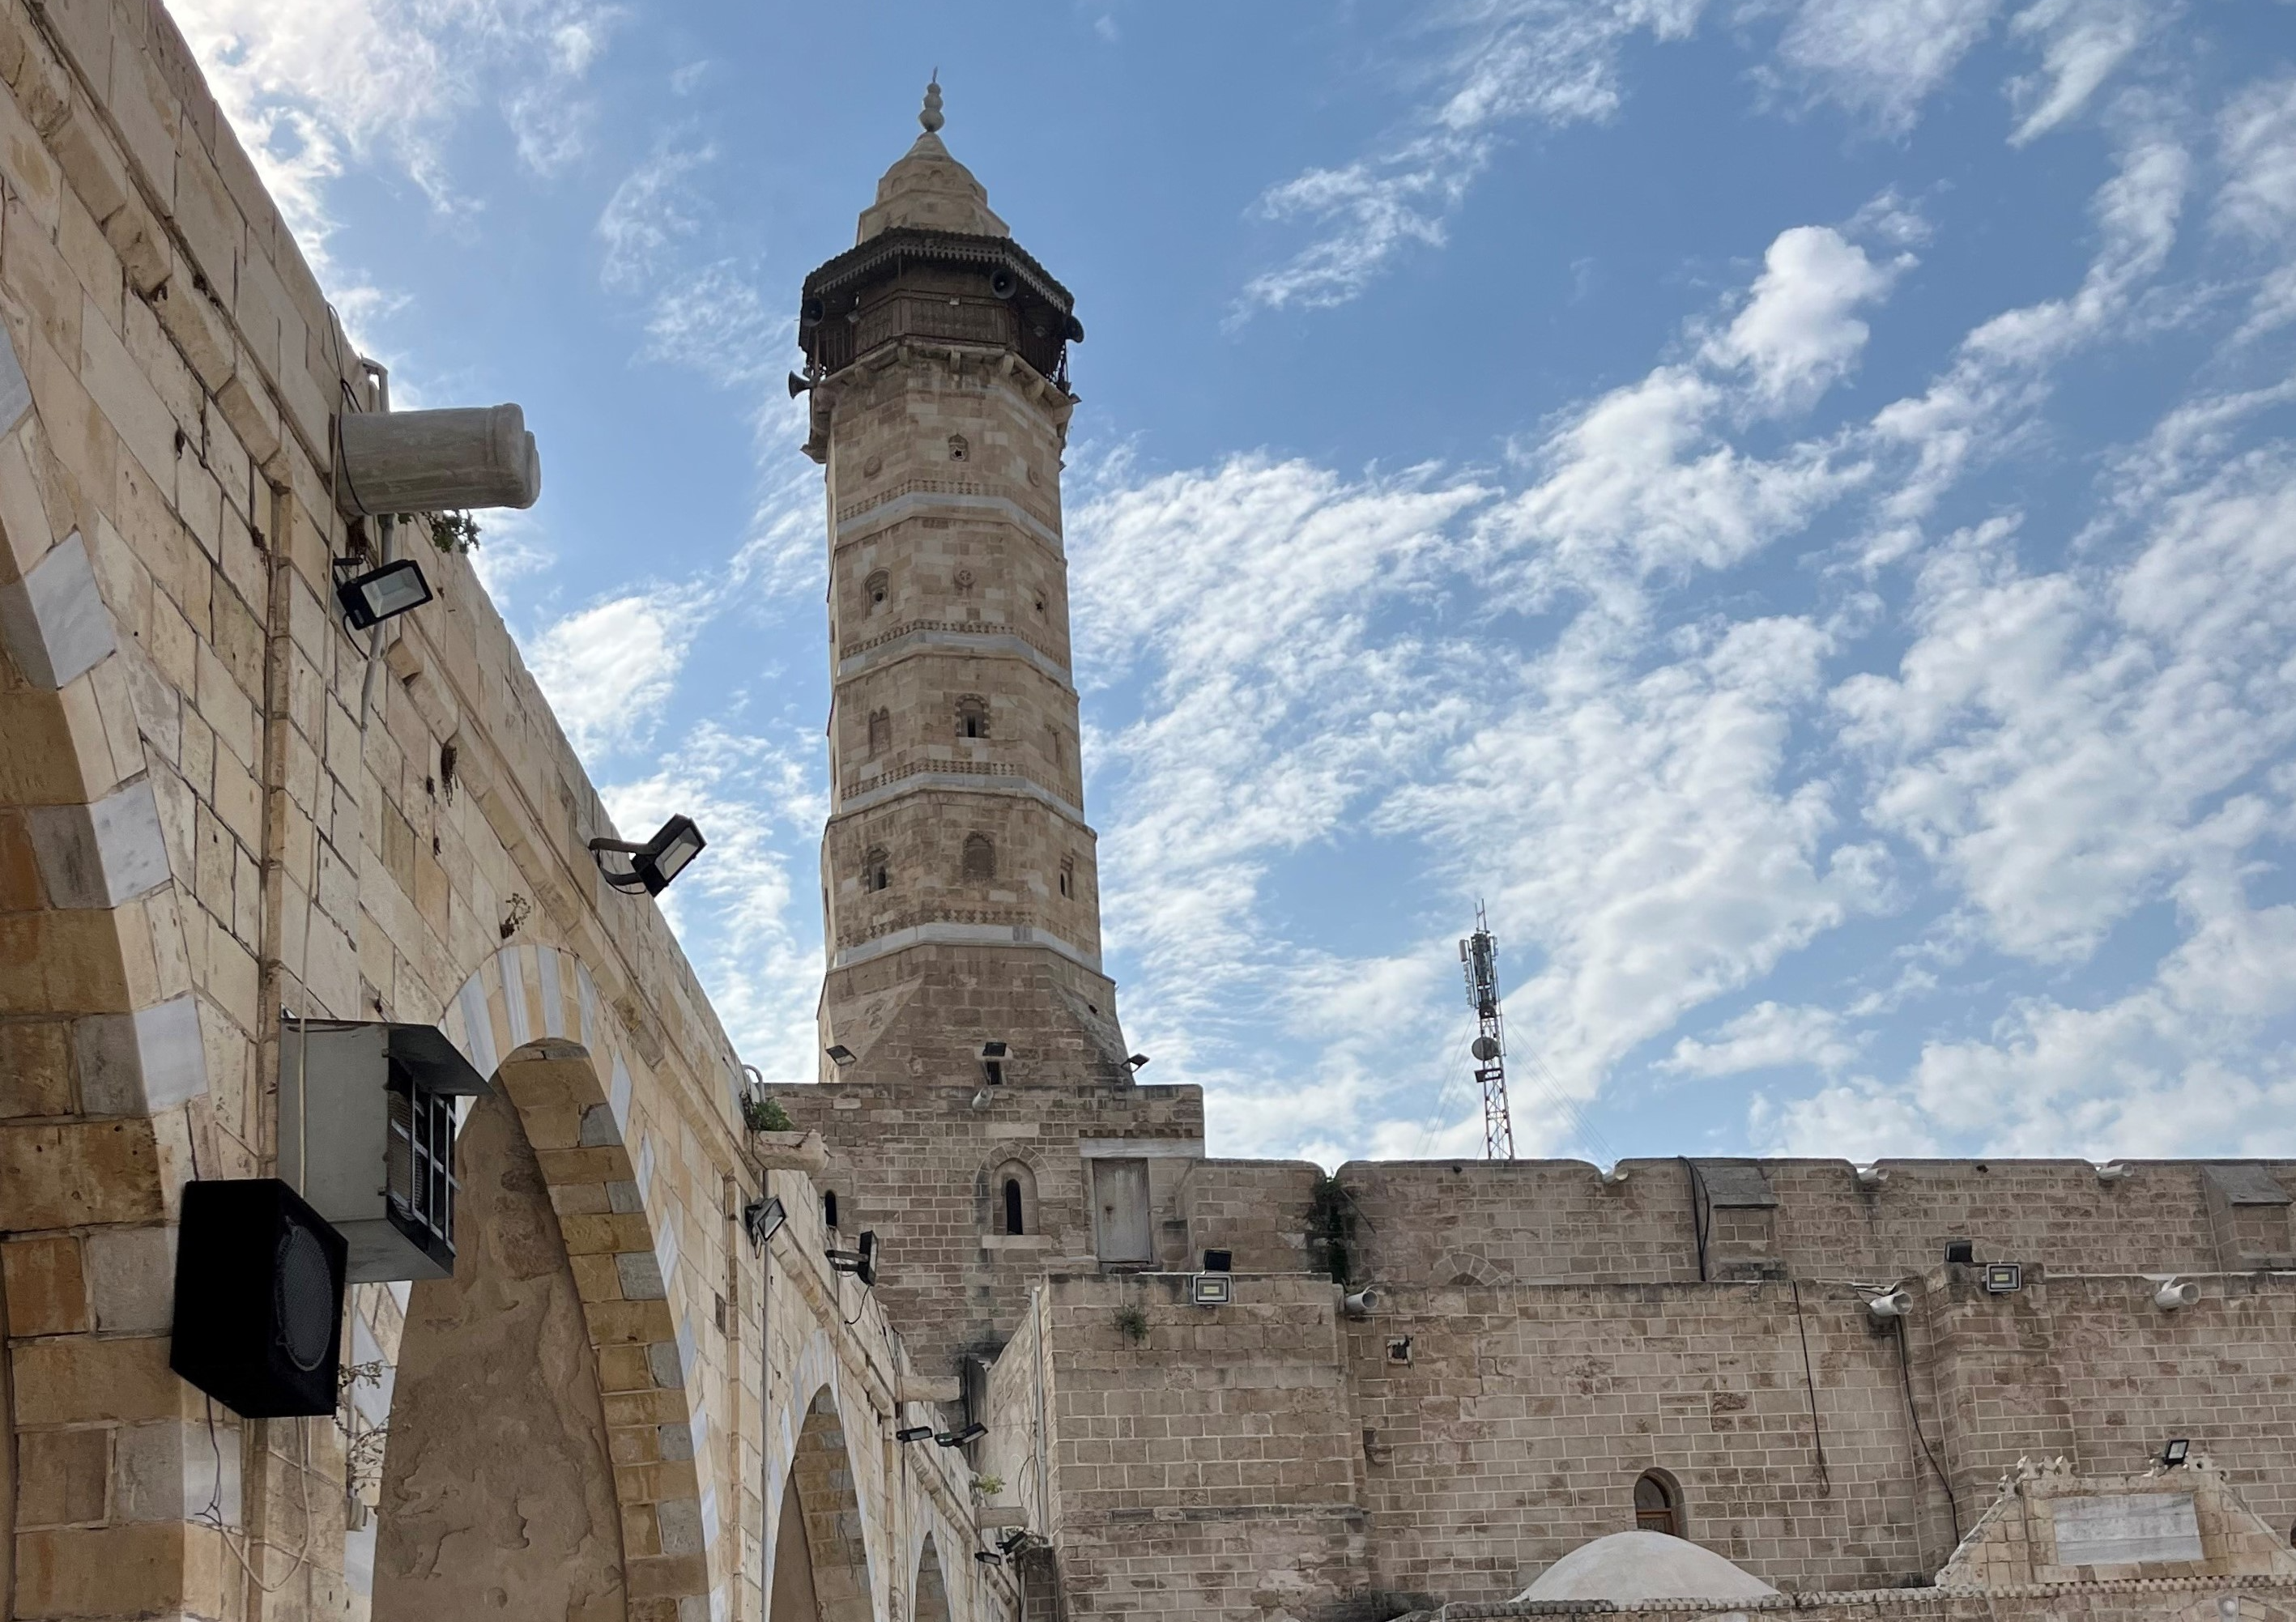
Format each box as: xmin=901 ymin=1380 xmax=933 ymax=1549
xmin=278 ymin=1019 xmax=492 ymax=1282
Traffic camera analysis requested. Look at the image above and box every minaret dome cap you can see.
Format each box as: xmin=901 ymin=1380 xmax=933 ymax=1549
xmin=855 ymin=76 xmax=1009 ymax=243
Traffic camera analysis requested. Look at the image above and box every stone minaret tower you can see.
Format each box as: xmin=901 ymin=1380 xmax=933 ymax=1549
xmin=799 ymin=83 xmax=1130 ymax=1090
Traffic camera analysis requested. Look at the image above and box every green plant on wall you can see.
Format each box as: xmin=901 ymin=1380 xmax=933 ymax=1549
xmin=1309 ymin=1174 xmax=1352 ymax=1284
xmin=405 ymin=510 xmax=480 ymax=554
xmin=1114 ymin=1305 xmax=1148 ymax=1343
xmin=741 ymin=1094 xmax=794 ymax=1134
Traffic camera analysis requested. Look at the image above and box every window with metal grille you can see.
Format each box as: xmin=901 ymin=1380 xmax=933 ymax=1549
xmin=386 ymin=1071 xmax=458 ymax=1257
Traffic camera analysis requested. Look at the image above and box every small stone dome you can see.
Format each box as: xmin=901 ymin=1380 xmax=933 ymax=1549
xmin=1513 ymin=1531 xmax=1781 ymax=1604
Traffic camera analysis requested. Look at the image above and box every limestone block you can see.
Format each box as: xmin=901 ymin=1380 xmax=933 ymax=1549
xmin=0 ymin=1118 xmax=161 ymax=1226
xmin=104 ymin=30 xmax=179 ymax=209
xmin=25 ymin=777 xmax=168 ymax=905
xmin=0 ymin=527 xmax=115 ymax=686
xmin=15 ymin=1521 xmax=228 ymax=1617
xmin=47 ymin=97 xmax=130 ymax=225
xmin=79 ymin=289 xmax=177 ymax=489
xmin=71 ymin=993 xmax=205 ymax=1114
xmin=116 ymin=1416 xmax=239 ymax=1525
xmin=213 ymin=347 xmax=279 ymax=467
xmin=19 ymin=1426 xmax=109 ymax=1527
xmin=82 ymin=1221 xmax=173 ymax=1331
xmin=1 ymin=1233 xmax=89 ymax=1333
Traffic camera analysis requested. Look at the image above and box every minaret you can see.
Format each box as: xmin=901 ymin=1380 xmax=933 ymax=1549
xmin=799 ymin=83 xmax=1128 ymax=1089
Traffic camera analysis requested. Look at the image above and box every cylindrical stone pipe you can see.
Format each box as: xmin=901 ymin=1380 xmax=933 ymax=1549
xmin=335 ymin=403 xmax=543 ymax=516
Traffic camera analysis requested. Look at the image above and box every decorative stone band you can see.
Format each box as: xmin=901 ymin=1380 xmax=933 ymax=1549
xmin=830 ymin=917 xmax=1103 ymax=974
xmin=836 ymin=624 xmax=1076 ymax=690
xmin=833 ymin=479 xmax=1064 ymax=556
xmin=836 ymin=762 xmax=1088 ymax=824
xmin=839 ymin=615 xmax=1067 ymax=673
xmin=392 ymin=943 xmax=724 ymax=1621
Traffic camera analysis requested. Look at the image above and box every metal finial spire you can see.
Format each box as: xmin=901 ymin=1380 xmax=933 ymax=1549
xmin=920 ymin=75 xmax=944 ymax=134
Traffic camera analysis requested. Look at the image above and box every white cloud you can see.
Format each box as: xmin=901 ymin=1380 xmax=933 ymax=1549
xmin=1702 ymin=226 xmax=1903 ymax=411
xmin=1753 ymin=1079 xmax=1943 ymax=1158
xmin=2004 ymin=0 xmax=2153 ymax=144
xmin=598 ymin=143 xmax=716 ymax=293
xmin=2217 ymin=75 xmax=2296 ymax=242
xmin=525 ymin=590 xmax=709 ymax=760
xmin=1770 ymin=0 xmax=2000 ymax=136
xmin=1838 ymin=449 xmax=2296 ymax=962
xmin=170 ymin=0 xmax=615 ymax=270
xmin=1665 ymin=1000 xmax=1858 ymax=1075
xmin=1238 ymin=0 xmax=1702 ymax=313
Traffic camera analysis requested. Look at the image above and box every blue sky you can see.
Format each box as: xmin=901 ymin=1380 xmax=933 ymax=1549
xmin=176 ymin=0 xmax=2296 ymax=1165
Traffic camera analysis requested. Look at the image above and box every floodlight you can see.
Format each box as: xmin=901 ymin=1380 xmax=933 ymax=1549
xmin=828 ymin=1230 xmax=878 ymax=1288
xmin=1983 ymin=1263 xmax=2021 ymax=1294
xmin=336 ymin=559 xmax=433 ymax=629
xmin=825 ymin=1044 xmax=856 ymax=1067
xmin=743 ymin=1197 xmax=786 ymax=1251
xmin=2162 ymin=1438 xmax=2191 ymax=1467
xmin=973 ymin=1551 xmax=1003 ymax=1567
xmin=896 ymin=1424 xmax=936 ymax=1444
xmin=980 ymin=1041 xmax=1009 ymax=1059
xmin=936 ymin=1422 xmax=986 ymax=1447
xmin=2154 ymin=1278 xmax=2200 ymax=1311
xmin=1945 ymin=1240 xmax=1975 ymax=1265
xmin=1126 ymin=1053 xmax=1150 ymax=1070
xmin=589 ymin=815 xmax=706 ymax=896
xmin=1191 ymin=1274 xmax=1232 ymax=1307
xmin=1865 ymin=1289 xmax=1914 ymax=1322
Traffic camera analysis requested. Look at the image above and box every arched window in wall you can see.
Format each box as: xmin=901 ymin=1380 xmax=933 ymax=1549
xmin=867 ymin=709 xmax=891 ymax=755
xmin=1634 ymin=1470 xmax=1685 ymax=1539
xmin=992 ymin=1160 xmax=1037 ymax=1237
xmin=956 ymin=695 xmax=989 ymax=740
xmin=823 ymin=1190 xmax=840 ymax=1231
xmin=864 ymin=569 xmax=889 ymax=612
xmin=961 ymin=833 xmax=996 ymax=882
xmin=1058 ymin=857 xmax=1075 ymax=899
xmin=863 ymin=846 xmax=890 ymax=892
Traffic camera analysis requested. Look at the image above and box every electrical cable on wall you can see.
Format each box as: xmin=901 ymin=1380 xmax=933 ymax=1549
xmin=1893 ymin=1316 xmax=1962 ymax=1549
xmin=1789 ymin=1278 xmax=1832 ymax=1492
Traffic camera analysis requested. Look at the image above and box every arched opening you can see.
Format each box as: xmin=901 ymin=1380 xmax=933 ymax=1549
xmin=993 ymin=1160 xmax=1037 ymax=1236
xmin=867 ymin=710 xmax=891 ymax=756
xmin=1058 ymin=857 xmax=1075 ymax=899
xmin=823 ymin=1190 xmax=841 ymax=1231
xmin=864 ymin=569 xmax=889 ymax=611
xmin=770 ymin=1388 xmax=875 ymax=1622
xmin=377 ymin=1074 xmax=626 ymax=1618
xmin=864 ymin=846 xmax=890 ymax=892
xmin=961 ymin=833 xmax=996 ymax=882
xmin=914 ymin=1532 xmax=952 ymax=1622
xmin=1634 ymin=1468 xmax=1685 ymax=1539
xmin=956 ymin=695 xmax=989 ymax=739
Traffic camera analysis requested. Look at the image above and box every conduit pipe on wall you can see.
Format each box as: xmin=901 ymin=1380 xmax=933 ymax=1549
xmin=335 ymin=405 xmax=543 ymax=516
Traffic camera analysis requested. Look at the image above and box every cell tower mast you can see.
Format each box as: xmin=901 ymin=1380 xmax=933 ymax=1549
xmin=1459 ymin=903 xmax=1515 ymax=1161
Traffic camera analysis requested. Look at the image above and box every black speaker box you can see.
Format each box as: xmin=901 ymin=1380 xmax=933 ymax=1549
xmin=170 ymin=1178 xmax=348 ymax=1418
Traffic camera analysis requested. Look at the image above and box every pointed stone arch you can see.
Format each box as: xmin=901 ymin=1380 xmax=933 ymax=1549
xmin=766 ymin=1356 xmax=880 ymax=1622
xmin=912 ymin=1530 xmax=952 ymax=1622
xmin=351 ymin=945 xmax=716 ymax=1620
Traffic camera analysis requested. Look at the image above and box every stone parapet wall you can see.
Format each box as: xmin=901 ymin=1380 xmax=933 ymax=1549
xmin=1192 ymin=1158 xmax=2296 ymax=1290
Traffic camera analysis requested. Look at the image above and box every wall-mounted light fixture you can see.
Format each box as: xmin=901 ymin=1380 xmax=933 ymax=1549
xmin=825 ymin=1044 xmax=856 ymax=1068
xmin=2161 ymin=1438 xmax=2191 ymax=1468
xmin=973 ymin=1551 xmax=1003 ymax=1568
xmin=1983 ymin=1262 xmax=2022 ymax=1294
xmin=335 ymin=558 xmax=433 ymax=629
xmin=2154 ymin=1278 xmax=2200 ymax=1311
xmin=1191 ymin=1274 xmax=1232 ymax=1307
xmin=1125 ymin=1053 xmax=1150 ymax=1071
xmin=937 ymin=1422 xmax=987 ymax=1448
xmin=828 ymin=1230 xmax=878 ymax=1288
xmin=590 ymin=815 xmax=705 ymax=896
xmin=1865 ymin=1288 xmax=1914 ymax=1322
xmin=895 ymin=1424 xmax=937 ymax=1444
xmin=742 ymin=1197 xmax=786 ymax=1251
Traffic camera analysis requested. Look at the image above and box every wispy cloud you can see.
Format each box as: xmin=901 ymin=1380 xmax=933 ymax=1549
xmin=1237 ymin=0 xmax=1703 ymax=315
xmin=2004 ymin=0 xmax=2156 ymax=144
xmin=1765 ymin=0 xmax=2000 ymax=136
xmin=526 ymin=588 xmax=712 ymax=759
xmin=170 ymin=0 xmax=616 ymax=270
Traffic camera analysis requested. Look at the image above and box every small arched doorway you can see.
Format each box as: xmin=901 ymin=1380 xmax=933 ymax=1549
xmin=1635 ymin=1468 xmax=1685 ymax=1539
